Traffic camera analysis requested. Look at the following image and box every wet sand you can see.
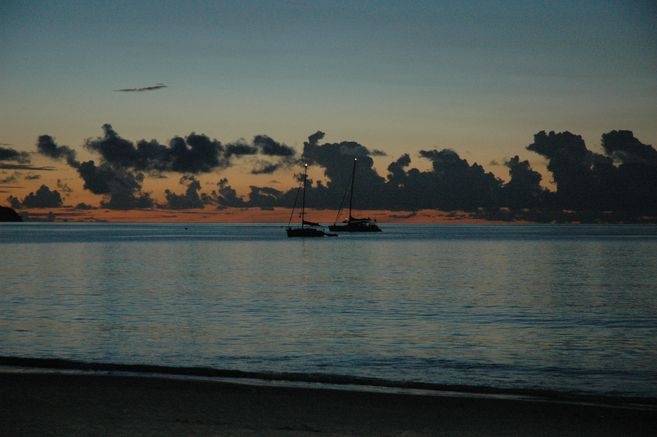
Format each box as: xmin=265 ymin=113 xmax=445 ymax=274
xmin=2 ymin=372 xmax=656 ymax=436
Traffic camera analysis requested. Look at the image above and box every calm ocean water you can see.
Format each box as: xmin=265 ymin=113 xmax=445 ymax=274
xmin=1 ymin=223 xmax=656 ymax=398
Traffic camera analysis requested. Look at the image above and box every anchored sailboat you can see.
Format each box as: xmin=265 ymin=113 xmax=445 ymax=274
xmin=329 ymin=158 xmax=382 ymax=232
xmin=287 ymin=164 xmax=336 ymax=237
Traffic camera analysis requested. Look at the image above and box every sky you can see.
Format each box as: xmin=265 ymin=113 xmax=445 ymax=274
xmin=1 ymin=0 xmax=656 ymax=217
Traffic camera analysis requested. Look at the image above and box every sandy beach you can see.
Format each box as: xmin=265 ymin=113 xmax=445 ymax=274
xmin=2 ymin=371 xmax=656 ymax=436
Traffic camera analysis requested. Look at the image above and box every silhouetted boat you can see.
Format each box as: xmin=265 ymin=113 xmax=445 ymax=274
xmin=287 ymin=164 xmax=337 ymax=237
xmin=329 ymin=158 xmax=382 ymax=232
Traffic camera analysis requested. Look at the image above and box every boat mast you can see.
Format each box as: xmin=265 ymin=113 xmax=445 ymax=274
xmin=301 ymin=163 xmax=308 ymax=228
xmin=348 ymin=158 xmax=357 ymax=219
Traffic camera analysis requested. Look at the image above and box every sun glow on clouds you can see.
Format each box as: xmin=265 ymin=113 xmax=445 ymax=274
xmin=1 ymin=1 xmax=656 ymax=220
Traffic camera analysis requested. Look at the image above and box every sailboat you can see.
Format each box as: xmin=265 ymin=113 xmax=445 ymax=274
xmin=329 ymin=158 xmax=382 ymax=232
xmin=287 ymin=164 xmax=336 ymax=237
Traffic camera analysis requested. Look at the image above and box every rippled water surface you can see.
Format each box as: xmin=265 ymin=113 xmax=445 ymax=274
xmin=1 ymin=223 xmax=656 ymax=397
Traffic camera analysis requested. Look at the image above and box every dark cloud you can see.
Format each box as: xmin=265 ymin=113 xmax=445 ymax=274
xmin=229 ymin=135 xmax=298 ymax=175
xmin=251 ymin=161 xmax=282 ymax=175
xmin=37 ymin=135 xmax=78 ymax=165
xmin=415 ymin=149 xmax=502 ymax=210
xmin=0 ymin=163 xmax=55 ymax=171
xmin=163 ymin=175 xmax=205 ymax=209
xmin=74 ymin=202 xmax=95 ymax=210
xmin=502 ymin=156 xmax=545 ymax=208
xmin=600 ymin=130 xmax=657 ymax=211
xmin=224 ymin=141 xmax=258 ymax=158
xmin=253 ymin=135 xmax=295 ymax=157
xmin=28 ymin=125 xmax=657 ymax=220
xmin=75 ymin=160 xmax=153 ymax=210
xmin=114 ymin=83 xmax=167 ymax=92
xmin=302 ymin=132 xmax=386 ymax=209
xmin=35 ymin=125 xmax=301 ymax=209
xmin=206 ymin=178 xmax=245 ymax=208
xmin=247 ymin=185 xmax=284 ymax=207
xmin=37 ymin=125 xmax=258 ymax=209
xmin=237 ymin=133 xmax=504 ymax=212
xmin=172 ymin=133 xmax=228 ymax=173
xmin=0 ymin=144 xmax=54 ymax=171
xmin=386 ymin=154 xmax=411 ymax=188
xmin=10 ymin=184 xmax=63 ymax=208
xmin=84 ymin=124 xmax=228 ymax=174
xmin=25 ymin=174 xmax=41 ymax=180
xmin=371 ymin=149 xmax=387 ymax=157
xmin=101 ymin=190 xmax=153 ymax=210
xmin=525 ymin=130 xmax=657 ymax=213
xmin=526 ymin=130 xmax=607 ymax=208
xmin=0 ymin=146 xmax=30 ymax=164
xmin=307 ymin=131 xmax=325 ymax=147
xmin=36 ymin=130 xmax=152 ymax=209
xmin=601 ymin=130 xmax=657 ymax=166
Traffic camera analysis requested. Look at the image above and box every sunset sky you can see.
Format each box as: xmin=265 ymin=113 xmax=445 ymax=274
xmin=1 ymin=0 xmax=656 ymax=218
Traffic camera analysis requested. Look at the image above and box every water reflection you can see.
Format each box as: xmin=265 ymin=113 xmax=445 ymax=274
xmin=1 ymin=223 xmax=656 ymax=396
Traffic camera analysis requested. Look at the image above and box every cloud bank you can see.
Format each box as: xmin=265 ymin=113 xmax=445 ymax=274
xmin=34 ymin=124 xmax=298 ymax=209
xmin=26 ymin=125 xmax=657 ymax=221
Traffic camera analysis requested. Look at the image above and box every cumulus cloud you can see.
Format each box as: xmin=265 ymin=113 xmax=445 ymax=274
xmin=163 ymin=175 xmax=205 ymax=209
xmin=302 ymin=131 xmax=386 ymax=209
xmin=503 ymin=156 xmax=545 ymax=208
xmin=206 ymin=178 xmax=245 ymax=208
xmin=526 ymin=130 xmax=606 ymax=208
xmin=386 ymin=154 xmax=411 ymax=188
xmin=601 ymin=130 xmax=657 ymax=166
xmin=525 ymin=129 xmax=657 ymax=213
xmin=84 ymin=124 xmax=228 ymax=174
xmin=415 ymin=149 xmax=501 ymax=210
xmin=37 ymin=126 xmax=232 ymax=209
xmin=9 ymin=184 xmax=63 ymax=208
xmin=75 ymin=160 xmax=153 ymax=210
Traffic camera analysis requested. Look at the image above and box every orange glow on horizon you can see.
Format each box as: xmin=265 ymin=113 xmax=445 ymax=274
xmin=14 ymin=207 xmax=519 ymax=224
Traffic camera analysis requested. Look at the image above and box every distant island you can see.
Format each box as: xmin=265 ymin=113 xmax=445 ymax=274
xmin=0 ymin=206 xmax=23 ymax=222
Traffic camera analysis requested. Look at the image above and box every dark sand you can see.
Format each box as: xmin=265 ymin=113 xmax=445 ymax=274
xmin=2 ymin=372 xmax=656 ymax=436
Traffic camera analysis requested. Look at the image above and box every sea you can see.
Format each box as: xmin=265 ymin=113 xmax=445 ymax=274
xmin=1 ymin=223 xmax=656 ymax=400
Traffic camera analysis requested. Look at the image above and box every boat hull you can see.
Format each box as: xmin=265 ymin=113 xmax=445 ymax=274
xmin=286 ymin=227 xmax=327 ymax=237
xmin=328 ymin=222 xmax=382 ymax=232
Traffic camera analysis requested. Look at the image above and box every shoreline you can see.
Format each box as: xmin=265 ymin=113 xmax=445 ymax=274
xmin=2 ymin=356 xmax=655 ymax=410
xmin=3 ymin=371 xmax=657 ymax=436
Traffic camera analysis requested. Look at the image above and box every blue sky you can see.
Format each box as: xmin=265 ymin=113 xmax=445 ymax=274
xmin=1 ymin=0 xmax=656 ymax=198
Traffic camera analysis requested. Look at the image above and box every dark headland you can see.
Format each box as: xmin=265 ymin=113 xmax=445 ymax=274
xmin=0 ymin=206 xmax=22 ymax=222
